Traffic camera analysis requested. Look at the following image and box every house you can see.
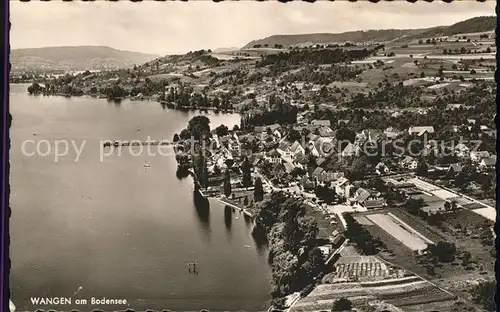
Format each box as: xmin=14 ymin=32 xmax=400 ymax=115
xmin=356 ymin=129 xmax=386 ymax=143
xmin=311 ymin=119 xmax=331 ymax=127
xmin=446 ymin=104 xmax=464 ymax=110
xmin=454 ymin=143 xmax=470 ymax=158
xmin=311 ymin=167 xmax=326 ymax=181
xmin=482 ymin=128 xmax=497 ymax=139
xmin=408 ymin=126 xmax=435 ymax=136
xmin=345 ymin=184 xmax=356 ymax=199
xmin=319 ymin=126 xmax=335 ymax=137
xmin=293 ymin=153 xmax=309 ymax=168
xmin=341 ymin=142 xmax=362 ymax=157
xmin=391 ymin=111 xmax=403 ymax=118
xmin=350 ymin=187 xmax=372 ymax=206
xmin=467 ymin=118 xmax=477 ymax=125
xmin=399 ymin=156 xmax=418 ymax=170
xmin=254 ymin=124 xmax=281 ymax=133
xmin=316 ymin=157 xmax=327 ymax=167
xmin=277 ymin=141 xmax=292 ymax=156
xmin=351 ymin=188 xmax=385 ymax=209
xmin=266 ymin=149 xmax=282 ymax=163
xmin=300 ymin=176 xmax=316 ymax=190
xmin=470 ymin=151 xmax=490 ymax=162
xmin=375 ymin=162 xmax=390 ymax=175
xmin=338 ymin=119 xmax=350 ymax=125
xmin=363 ymin=199 xmax=386 ymax=209
xmin=334 ymin=177 xmax=349 ymax=197
xmin=287 ymin=141 xmax=306 ymax=157
xmin=273 ymin=128 xmax=285 ymax=139
xmin=384 ymin=127 xmax=401 ymax=140
xmin=331 ymin=234 xmax=345 ymax=248
xmin=311 ymin=137 xmax=336 ymax=157
xmin=448 ymin=163 xmax=463 ymax=174
xmin=270 ymin=162 xmax=288 ymax=180
xmin=312 ymin=168 xmax=339 ymax=184
xmin=479 ymin=155 xmax=496 ymax=168
xmin=365 ymin=129 xmax=387 ymax=143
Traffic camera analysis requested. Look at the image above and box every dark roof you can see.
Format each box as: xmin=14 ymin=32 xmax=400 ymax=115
xmin=364 ymin=199 xmax=386 ymax=209
xmin=267 ymin=149 xmax=281 ymax=157
xmin=354 ymin=188 xmax=371 ymax=202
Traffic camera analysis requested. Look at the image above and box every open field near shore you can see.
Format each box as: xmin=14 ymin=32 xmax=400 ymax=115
xmin=290 ymin=277 xmax=455 ymax=312
xmin=366 ymin=213 xmax=432 ymax=251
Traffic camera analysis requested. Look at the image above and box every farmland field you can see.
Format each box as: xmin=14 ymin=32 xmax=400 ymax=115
xmin=471 ymin=207 xmax=496 ymax=222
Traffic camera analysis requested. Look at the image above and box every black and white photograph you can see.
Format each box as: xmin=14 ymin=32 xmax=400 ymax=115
xmin=8 ymin=1 xmax=496 ymax=312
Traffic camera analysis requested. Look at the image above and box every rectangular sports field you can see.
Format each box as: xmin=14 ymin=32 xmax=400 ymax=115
xmin=366 ymin=213 xmax=432 ymax=251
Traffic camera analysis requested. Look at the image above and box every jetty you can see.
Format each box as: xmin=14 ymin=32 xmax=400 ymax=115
xmin=218 ymin=198 xmax=253 ymax=217
xmin=102 ymin=140 xmax=175 ymax=147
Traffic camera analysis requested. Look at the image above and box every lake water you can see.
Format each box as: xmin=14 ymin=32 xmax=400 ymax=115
xmin=9 ymin=84 xmax=272 ymax=312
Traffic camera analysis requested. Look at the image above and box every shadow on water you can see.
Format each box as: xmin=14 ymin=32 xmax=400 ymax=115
xmin=251 ymin=226 xmax=269 ymax=257
xmin=176 ymin=167 xmax=190 ymax=180
xmin=193 ymin=189 xmax=211 ymax=238
xmin=224 ymin=205 xmax=233 ymax=233
xmin=243 ymin=213 xmax=253 ymax=229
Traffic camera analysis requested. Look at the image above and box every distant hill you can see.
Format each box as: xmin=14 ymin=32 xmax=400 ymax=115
xmin=10 ymin=46 xmax=159 ymax=72
xmin=243 ymin=29 xmax=438 ymax=49
xmin=212 ymin=47 xmax=240 ymax=53
xmin=242 ymin=16 xmax=496 ymax=48
xmin=442 ymin=16 xmax=496 ymax=36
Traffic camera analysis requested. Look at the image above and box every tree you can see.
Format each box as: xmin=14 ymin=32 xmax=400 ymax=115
xmin=426 ymin=241 xmax=457 ymax=262
xmin=215 ymin=124 xmax=229 ymax=137
xmin=444 ymin=201 xmax=451 ymax=211
xmin=426 ymin=265 xmax=436 ymax=276
xmin=223 ymin=170 xmax=232 ymax=197
xmin=420 ymin=72 xmax=425 ymax=78
xmin=471 ymin=280 xmax=496 ymax=311
xmin=462 ymin=251 xmax=471 ymax=266
xmin=254 ymin=177 xmax=264 ymax=202
xmin=244 ymin=196 xmax=249 ymax=206
xmin=187 ymin=115 xmax=211 ymax=140
xmin=241 ymin=157 xmax=252 ymax=187
xmin=287 ymin=129 xmax=302 ymax=142
xmin=347 ymin=156 xmax=369 ymax=181
xmin=416 ymin=160 xmax=429 ymax=176
xmin=173 ymin=133 xmax=180 ymax=142
xmin=332 ymin=298 xmax=352 ymax=311
xmin=406 ymin=198 xmax=424 ymax=215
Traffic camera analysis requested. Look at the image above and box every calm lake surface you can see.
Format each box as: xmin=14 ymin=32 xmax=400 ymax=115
xmin=9 ymin=84 xmax=272 ymax=312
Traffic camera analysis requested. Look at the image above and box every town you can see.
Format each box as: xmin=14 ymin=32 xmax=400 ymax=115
xmin=17 ymin=15 xmax=496 ymax=312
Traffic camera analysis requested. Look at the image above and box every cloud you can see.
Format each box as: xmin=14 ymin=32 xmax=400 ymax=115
xmin=10 ymin=1 xmax=495 ymax=55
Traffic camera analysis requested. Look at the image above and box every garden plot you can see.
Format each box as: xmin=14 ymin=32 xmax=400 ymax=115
xmin=290 ymin=277 xmax=451 ymax=312
xmin=353 ymin=215 xmax=374 ymax=225
xmin=472 ymin=207 xmax=496 ymax=222
xmin=366 ymin=213 xmax=432 ymax=251
xmin=427 ymin=83 xmax=450 ymax=89
xmin=430 ymin=189 xmax=460 ymax=201
xmin=409 ymin=178 xmax=441 ymax=192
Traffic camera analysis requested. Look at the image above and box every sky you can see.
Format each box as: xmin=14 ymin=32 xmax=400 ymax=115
xmin=10 ymin=1 xmax=495 ymax=56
